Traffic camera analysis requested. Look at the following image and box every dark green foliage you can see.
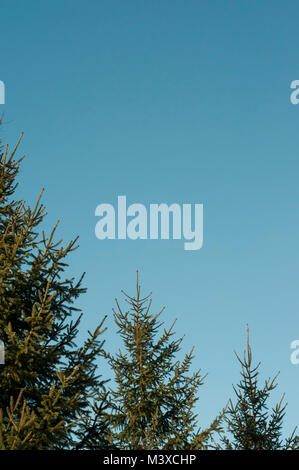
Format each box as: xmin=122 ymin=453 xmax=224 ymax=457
xmin=0 ymin=134 xmax=108 ymax=449
xmin=221 ymin=327 xmax=298 ymax=450
xmin=101 ymin=273 xmax=223 ymax=450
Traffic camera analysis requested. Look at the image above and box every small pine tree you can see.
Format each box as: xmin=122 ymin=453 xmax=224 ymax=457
xmin=101 ymin=272 xmax=223 ymax=450
xmin=0 ymin=133 xmax=109 ymax=449
xmin=221 ymin=326 xmax=298 ymax=450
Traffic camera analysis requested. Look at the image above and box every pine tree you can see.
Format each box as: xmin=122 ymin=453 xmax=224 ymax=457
xmin=221 ymin=326 xmax=298 ymax=450
xmin=0 ymin=132 xmax=109 ymax=449
xmin=101 ymin=272 xmax=223 ymax=450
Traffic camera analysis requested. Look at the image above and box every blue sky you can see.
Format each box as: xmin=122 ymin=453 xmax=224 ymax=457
xmin=1 ymin=0 xmax=299 ymax=437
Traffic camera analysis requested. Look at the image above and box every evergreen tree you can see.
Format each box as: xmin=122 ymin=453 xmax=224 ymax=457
xmin=0 ymin=133 xmax=109 ymax=449
xmin=101 ymin=272 xmax=223 ymax=450
xmin=221 ymin=327 xmax=298 ymax=450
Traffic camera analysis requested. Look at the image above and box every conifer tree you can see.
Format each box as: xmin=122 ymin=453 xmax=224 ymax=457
xmin=101 ymin=272 xmax=223 ymax=450
xmin=221 ymin=327 xmax=298 ymax=450
xmin=0 ymin=132 xmax=109 ymax=449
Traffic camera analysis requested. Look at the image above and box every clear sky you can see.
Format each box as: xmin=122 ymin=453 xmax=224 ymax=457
xmin=1 ymin=0 xmax=299 ymax=437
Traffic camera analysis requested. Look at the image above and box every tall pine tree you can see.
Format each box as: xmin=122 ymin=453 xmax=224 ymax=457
xmin=221 ymin=326 xmax=298 ymax=450
xmin=0 ymin=132 xmax=109 ymax=449
xmin=101 ymin=272 xmax=223 ymax=450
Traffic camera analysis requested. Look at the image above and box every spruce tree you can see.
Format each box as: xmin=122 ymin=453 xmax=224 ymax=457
xmin=0 ymin=133 xmax=109 ymax=449
xmin=221 ymin=327 xmax=298 ymax=450
xmin=101 ymin=272 xmax=223 ymax=450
